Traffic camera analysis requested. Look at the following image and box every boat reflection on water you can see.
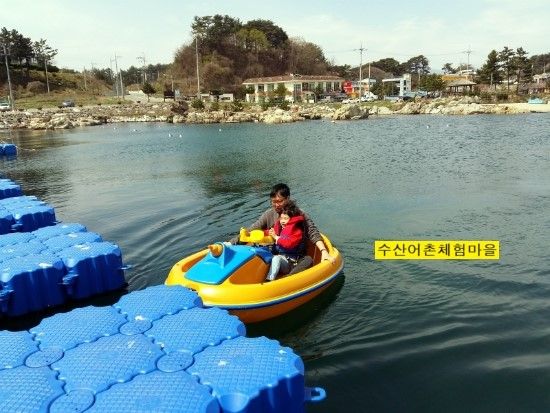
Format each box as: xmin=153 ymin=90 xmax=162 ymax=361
xmin=245 ymin=273 xmax=345 ymax=340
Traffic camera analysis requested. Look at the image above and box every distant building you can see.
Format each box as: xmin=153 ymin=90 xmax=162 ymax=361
xmin=343 ymin=79 xmax=377 ymax=97
xmin=382 ymin=74 xmax=412 ymax=97
xmin=242 ymin=74 xmax=344 ymax=103
xmin=446 ymin=79 xmax=477 ymax=94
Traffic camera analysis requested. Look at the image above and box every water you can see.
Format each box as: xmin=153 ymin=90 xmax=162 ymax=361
xmin=2 ymin=114 xmax=550 ymax=412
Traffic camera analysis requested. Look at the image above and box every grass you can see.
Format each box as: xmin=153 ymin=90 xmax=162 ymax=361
xmin=2 ymin=68 xmax=120 ymax=109
xmin=13 ymin=93 xmax=121 ymax=109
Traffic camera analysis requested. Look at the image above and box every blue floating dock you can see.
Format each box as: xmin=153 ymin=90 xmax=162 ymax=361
xmin=0 ymin=192 xmax=56 ymax=234
xmin=0 ymin=223 xmax=127 ymax=317
xmin=0 ymin=179 xmax=22 ymax=200
xmin=0 ymin=285 xmax=323 ymax=412
xmin=0 ymin=178 xmax=325 ymax=411
xmin=0 ymin=144 xmax=17 ymax=157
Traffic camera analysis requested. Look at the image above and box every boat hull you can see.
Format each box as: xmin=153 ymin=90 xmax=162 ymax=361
xmin=166 ymin=235 xmax=343 ymax=323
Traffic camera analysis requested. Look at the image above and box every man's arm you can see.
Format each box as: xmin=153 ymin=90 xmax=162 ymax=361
xmin=229 ymin=209 xmax=276 ymax=244
xmin=249 ymin=209 xmax=274 ymax=231
xmin=302 ymin=211 xmax=336 ymax=264
xmin=302 ymin=211 xmax=322 ymax=244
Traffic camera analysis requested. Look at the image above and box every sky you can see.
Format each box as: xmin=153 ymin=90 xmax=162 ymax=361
xmin=3 ymin=0 xmax=549 ymax=73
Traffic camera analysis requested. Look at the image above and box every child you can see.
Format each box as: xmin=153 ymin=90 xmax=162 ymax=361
xmin=265 ymin=200 xmax=305 ymax=281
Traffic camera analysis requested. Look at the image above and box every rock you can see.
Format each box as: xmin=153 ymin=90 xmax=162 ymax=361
xmin=332 ymin=104 xmax=369 ymax=120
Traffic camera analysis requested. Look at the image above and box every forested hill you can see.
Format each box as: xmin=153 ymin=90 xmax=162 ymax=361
xmin=172 ymin=15 xmax=338 ymax=95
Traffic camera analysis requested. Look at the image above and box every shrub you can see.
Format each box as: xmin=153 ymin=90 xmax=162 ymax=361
xmin=496 ymin=92 xmax=508 ymax=101
xmin=26 ymin=81 xmax=46 ymax=94
xmin=231 ymin=100 xmax=243 ymax=112
xmin=278 ymin=100 xmax=290 ymax=110
xmin=171 ymin=101 xmax=189 ymax=114
xmin=191 ymin=99 xmax=204 ymax=109
xmin=480 ymin=92 xmax=492 ymax=102
xmin=210 ymin=101 xmax=220 ymax=111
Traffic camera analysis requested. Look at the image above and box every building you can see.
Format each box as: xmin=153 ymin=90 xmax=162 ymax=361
xmin=381 ymin=74 xmax=411 ymax=97
xmin=446 ymin=79 xmax=477 ymax=94
xmin=343 ymin=79 xmax=377 ymax=97
xmin=242 ymin=74 xmax=344 ymax=103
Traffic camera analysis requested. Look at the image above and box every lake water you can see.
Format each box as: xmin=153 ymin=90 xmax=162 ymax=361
xmin=2 ymin=113 xmax=550 ymax=412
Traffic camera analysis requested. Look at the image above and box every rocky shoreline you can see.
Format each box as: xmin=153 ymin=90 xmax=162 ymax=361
xmin=1 ymin=96 xmax=548 ymax=130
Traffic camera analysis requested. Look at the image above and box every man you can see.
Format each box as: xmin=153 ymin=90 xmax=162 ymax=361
xmin=233 ymin=183 xmax=335 ymax=274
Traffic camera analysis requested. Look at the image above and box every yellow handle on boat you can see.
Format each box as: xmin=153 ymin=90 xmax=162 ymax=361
xmin=239 ymin=227 xmax=274 ymax=245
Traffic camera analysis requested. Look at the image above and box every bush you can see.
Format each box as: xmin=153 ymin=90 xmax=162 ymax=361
xmin=191 ymin=99 xmax=204 ymax=109
xmin=231 ymin=100 xmax=243 ymax=112
xmin=496 ymin=92 xmax=508 ymax=101
xmin=479 ymin=92 xmax=494 ymax=103
xmin=260 ymin=101 xmax=272 ymax=111
xmin=210 ymin=101 xmax=220 ymax=111
xmin=171 ymin=101 xmax=189 ymax=114
xmin=278 ymin=100 xmax=290 ymax=110
xmin=26 ymin=81 xmax=46 ymax=94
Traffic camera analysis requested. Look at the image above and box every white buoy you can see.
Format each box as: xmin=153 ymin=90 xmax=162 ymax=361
xmin=168 ymin=133 xmax=172 ymax=137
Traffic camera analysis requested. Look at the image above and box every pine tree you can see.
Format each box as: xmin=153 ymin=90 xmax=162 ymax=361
xmin=478 ymin=50 xmax=501 ymax=89
xmin=498 ymin=47 xmax=516 ymax=90
xmin=513 ymin=47 xmax=531 ymax=93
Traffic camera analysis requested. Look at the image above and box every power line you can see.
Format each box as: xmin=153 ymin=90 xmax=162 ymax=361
xmin=328 ymin=48 xmax=470 ymax=58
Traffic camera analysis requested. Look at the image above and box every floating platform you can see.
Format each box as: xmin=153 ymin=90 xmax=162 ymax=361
xmin=0 ymin=179 xmax=22 ymax=201
xmin=0 ymin=222 xmax=126 ymax=317
xmin=0 ymin=144 xmax=17 ymax=157
xmin=0 ymin=194 xmax=56 ymax=234
xmin=0 ymin=178 xmax=326 ymax=411
xmin=0 ymin=284 xmax=324 ymax=412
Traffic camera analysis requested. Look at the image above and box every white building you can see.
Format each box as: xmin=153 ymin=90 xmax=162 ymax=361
xmin=382 ymin=74 xmax=412 ymax=97
xmin=242 ymin=74 xmax=344 ymax=103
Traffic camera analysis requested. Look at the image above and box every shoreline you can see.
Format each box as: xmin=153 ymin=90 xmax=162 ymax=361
xmin=1 ymin=97 xmax=549 ymax=130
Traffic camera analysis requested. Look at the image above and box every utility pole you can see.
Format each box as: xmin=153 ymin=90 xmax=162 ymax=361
xmin=137 ymin=53 xmax=146 ymax=84
xmin=354 ymin=43 xmax=366 ymax=97
xmin=368 ymin=63 xmax=371 ymax=92
xmin=195 ymin=37 xmax=201 ymax=99
xmin=462 ymin=45 xmax=473 ymax=76
xmin=113 ymin=54 xmax=124 ymax=99
xmin=43 ymin=57 xmax=51 ymax=94
xmin=2 ymin=43 xmax=15 ymax=110
xmin=110 ymin=57 xmax=119 ymax=98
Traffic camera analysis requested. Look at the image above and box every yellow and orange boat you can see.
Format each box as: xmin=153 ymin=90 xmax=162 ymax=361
xmin=165 ymin=229 xmax=343 ymax=323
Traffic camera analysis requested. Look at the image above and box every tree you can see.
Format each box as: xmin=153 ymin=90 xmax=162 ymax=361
xmin=274 ymin=83 xmax=287 ymax=101
xmin=477 ymin=50 xmax=501 ymax=89
xmin=442 ymin=63 xmax=456 ymax=74
xmin=243 ymin=20 xmax=288 ymax=48
xmin=513 ymin=47 xmax=531 ymax=93
xmin=371 ymin=58 xmax=401 ymax=75
xmin=403 ymin=55 xmax=430 ymax=88
xmin=142 ymin=82 xmax=155 ymax=101
xmin=288 ymin=37 xmax=328 ymax=74
xmin=123 ymin=65 xmax=142 ymax=85
xmin=419 ymin=74 xmax=446 ymax=92
xmin=327 ymin=63 xmax=352 ymax=78
xmin=529 ymin=53 xmax=550 ymax=74
xmin=498 ymin=46 xmax=516 ymax=90
xmin=32 ymin=38 xmax=57 ymax=93
xmin=191 ymin=15 xmax=242 ymax=53
xmin=236 ymin=28 xmax=269 ymax=55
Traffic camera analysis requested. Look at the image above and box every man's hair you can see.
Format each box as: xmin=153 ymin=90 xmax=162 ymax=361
xmin=280 ymin=199 xmax=300 ymax=217
xmin=270 ymin=183 xmax=290 ymax=198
